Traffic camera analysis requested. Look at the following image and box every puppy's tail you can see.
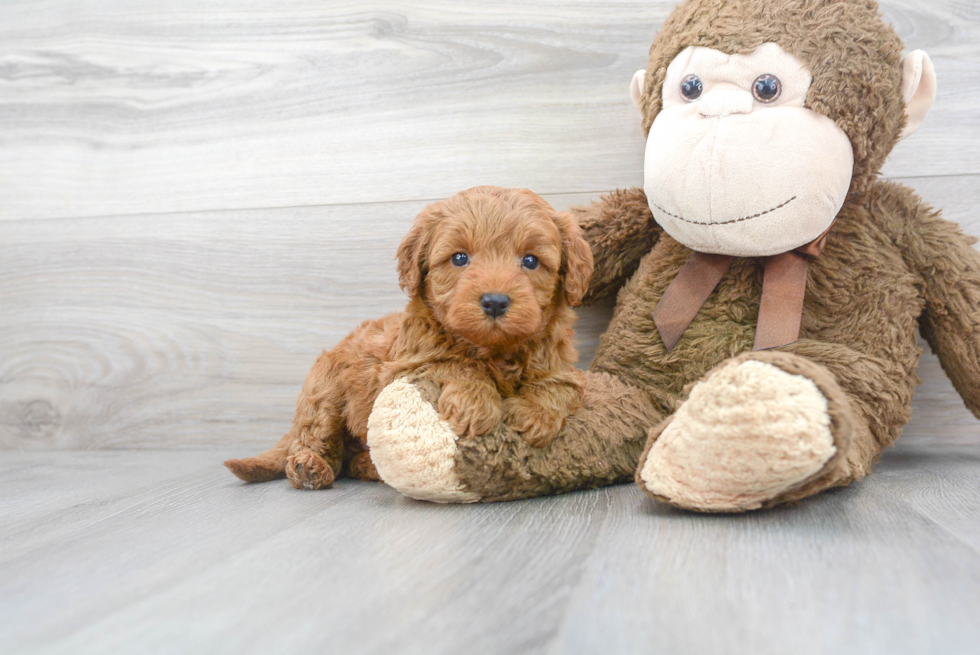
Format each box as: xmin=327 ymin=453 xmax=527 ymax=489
xmin=224 ymin=432 xmax=293 ymax=483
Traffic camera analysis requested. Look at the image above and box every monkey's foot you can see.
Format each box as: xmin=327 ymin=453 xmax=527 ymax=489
xmin=637 ymin=353 xmax=853 ymax=512
xmin=367 ymin=378 xmax=480 ymax=503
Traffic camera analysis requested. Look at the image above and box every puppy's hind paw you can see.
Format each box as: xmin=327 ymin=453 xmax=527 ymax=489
xmin=286 ymin=449 xmax=336 ymax=490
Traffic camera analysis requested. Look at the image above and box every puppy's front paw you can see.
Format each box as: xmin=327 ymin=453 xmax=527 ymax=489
xmin=504 ymin=397 xmax=566 ymax=448
xmin=438 ymin=382 xmax=503 ymax=438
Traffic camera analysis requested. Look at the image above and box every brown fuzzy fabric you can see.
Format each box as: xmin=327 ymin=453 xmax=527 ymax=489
xmin=637 ymin=350 xmax=858 ymax=512
xmin=224 ymin=186 xmax=594 ymax=489
xmin=439 ymin=0 xmax=980 ymax=510
xmin=445 ymin=175 xmax=980 ymax=508
xmin=450 ymin=371 xmax=661 ymax=502
xmin=574 ymin=189 xmax=663 ymax=305
xmin=591 ymin=176 xmax=978 ymax=508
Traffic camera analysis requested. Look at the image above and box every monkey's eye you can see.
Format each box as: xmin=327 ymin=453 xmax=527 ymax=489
xmin=521 ymin=254 xmax=539 ymax=270
xmin=752 ymin=74 xmax=782 ymax=103
xmin=680 ymin=74 xmax=703 ymax=101
xmin=451 ymin=252 xmax=469 ymax=267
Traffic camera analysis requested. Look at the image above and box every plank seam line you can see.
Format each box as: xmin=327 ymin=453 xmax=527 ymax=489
xmin=0 ymin=190 xmax=622 ymax=224
xmin=3 ymin=173 xmax=978 ymax=224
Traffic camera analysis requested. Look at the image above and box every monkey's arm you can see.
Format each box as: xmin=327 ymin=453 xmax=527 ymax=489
xmin=569 ymin=188 xmax=662 ymax=305
xmin=885 ymin=183 xmax=980 ymax=417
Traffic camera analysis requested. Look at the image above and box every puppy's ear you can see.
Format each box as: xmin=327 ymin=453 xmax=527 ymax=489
xmin=396 ymin=206 xmax=438 ymax=298
xmin=552 ymin=211 xmax=594 ymax=307
xmin=513 ymin=189 xmax=593 ymax=304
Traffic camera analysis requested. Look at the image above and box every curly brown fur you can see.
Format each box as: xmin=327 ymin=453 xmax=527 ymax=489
xmin=225 ymin=186 xmax=594 ymax=489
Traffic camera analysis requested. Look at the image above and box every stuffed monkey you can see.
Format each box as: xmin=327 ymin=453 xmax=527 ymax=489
xmin=367 ymin=0 xmax=980 ymax=512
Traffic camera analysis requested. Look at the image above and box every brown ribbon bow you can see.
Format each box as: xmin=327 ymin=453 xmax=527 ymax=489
xmin=652 ymin=226 xmax=832 ymax=352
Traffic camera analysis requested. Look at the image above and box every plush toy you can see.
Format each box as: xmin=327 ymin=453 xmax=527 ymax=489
xmin=366 ymin=0 xmax=980 ymax=512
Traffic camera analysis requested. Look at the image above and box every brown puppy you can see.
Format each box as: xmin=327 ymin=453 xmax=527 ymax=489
xmin=224 ymin=186 xmax=594 ymax=490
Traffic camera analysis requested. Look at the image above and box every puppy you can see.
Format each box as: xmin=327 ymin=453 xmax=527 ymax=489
xmin=224 ymin=186 xmax=594 ymax=490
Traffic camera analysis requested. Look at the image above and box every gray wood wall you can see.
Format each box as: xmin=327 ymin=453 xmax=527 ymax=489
xmin=2 ymin=0 xmax=978 ymax=450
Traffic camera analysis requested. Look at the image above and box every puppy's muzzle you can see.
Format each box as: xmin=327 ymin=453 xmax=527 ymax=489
xmin=480 ymin=293 xmax=510 ymax=319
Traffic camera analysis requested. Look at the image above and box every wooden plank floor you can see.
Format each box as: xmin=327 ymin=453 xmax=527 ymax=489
xmin=1 ymin=1 xmax=979 ymax=652
xmin=1 ymin=0 xmax=979 ymax=451
xmin=1 ymin=442 xmax=978 ymax=655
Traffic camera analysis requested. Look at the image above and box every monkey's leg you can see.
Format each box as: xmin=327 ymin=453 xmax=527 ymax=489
xmin=368 ymin=372 xmax=661 ymax=502
xmin=637 ymin=344 xmax=916 ymax=512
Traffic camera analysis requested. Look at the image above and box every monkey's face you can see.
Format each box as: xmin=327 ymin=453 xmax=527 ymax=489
xmin=635 ymin=43 xmax=854 ymax=257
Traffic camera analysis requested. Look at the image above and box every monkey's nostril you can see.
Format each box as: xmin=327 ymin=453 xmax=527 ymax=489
xmin=480 ymin=293 xmax=510 ymax=319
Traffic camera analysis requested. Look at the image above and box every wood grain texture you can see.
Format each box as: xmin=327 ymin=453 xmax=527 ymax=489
xmin=0 ymin=446 xmax=977 ymax=655
xmin=1 ymin=3 xmax=977 ymax=652
xmin=1 ymin=0 xmax=978 ymax=451
xmin=2 ymin=178 xmax=979 ymax=450
xmin=0 ymin=0 xmax=977 ymax=221
xmin=0 ymin=192 xmax=596 ymax=449
xmin=548 ymin=445 xmax=980 ymax=655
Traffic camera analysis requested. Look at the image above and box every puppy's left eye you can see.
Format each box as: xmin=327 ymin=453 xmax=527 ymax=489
xmin=521 ymin=255 xmax=539 ymax=270
xmin=451 ymin=253 xmax=469 ymax=267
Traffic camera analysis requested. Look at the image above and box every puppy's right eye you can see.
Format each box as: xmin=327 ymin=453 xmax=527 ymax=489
xmin=451 ymin=253 xmax=469 ymax=267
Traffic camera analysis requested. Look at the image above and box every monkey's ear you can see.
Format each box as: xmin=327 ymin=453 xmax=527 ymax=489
xmin=396 ymin=207 xmax=436 ymax=298
xmin=553 ymin=211 xmax=594 ymax=307
xmin=630 ymin=70 xmax=647 ymax=116
xmin=899 ymin=50 xmax=937 ymax=141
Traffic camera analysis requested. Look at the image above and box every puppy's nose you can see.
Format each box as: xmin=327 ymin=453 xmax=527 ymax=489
xmin=480 ymin=293 xmax=510 ymax=319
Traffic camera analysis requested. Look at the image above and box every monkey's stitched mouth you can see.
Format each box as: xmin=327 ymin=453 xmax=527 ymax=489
xmin=653 ymin=196 xmax=797 ymax=226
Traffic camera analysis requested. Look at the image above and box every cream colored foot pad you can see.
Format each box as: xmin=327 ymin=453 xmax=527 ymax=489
xmin=640 ymin=360 xmax=835 ymax=511
xmin=367 ymin=379 xmax=480 ymax=504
